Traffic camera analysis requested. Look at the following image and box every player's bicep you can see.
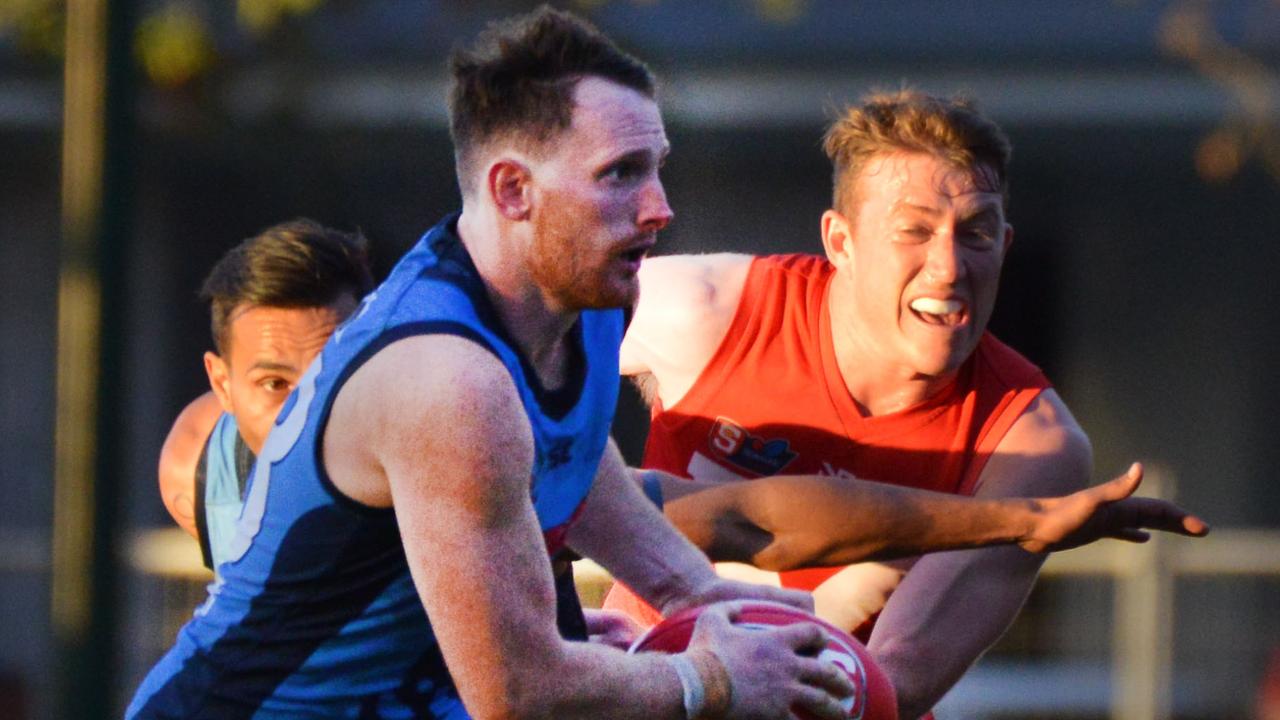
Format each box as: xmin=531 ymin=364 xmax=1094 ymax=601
xmin=362 ymin=337 xmax=564 ymax=713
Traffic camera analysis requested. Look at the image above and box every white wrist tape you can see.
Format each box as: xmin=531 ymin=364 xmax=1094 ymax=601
xmin=666 ymin=653 xmax=705 ymax=719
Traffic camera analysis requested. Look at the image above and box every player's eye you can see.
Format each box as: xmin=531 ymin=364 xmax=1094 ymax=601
xmin=260 ymin=377 xmax=290 ymax=393
xmin=959 ymin=226 xmax=997 ymax=249
xmin=897 ymin=226 xmax=931 ymax=243
xmin=600 ymin=158 xmax=647 ymax=184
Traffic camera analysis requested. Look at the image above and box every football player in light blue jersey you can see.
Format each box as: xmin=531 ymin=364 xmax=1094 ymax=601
xmin=157 ymin=219 xmax=373 ymax=574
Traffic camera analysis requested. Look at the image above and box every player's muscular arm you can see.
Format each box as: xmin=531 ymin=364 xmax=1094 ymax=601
xmin=867 ymin=390 xmax=1091 ymax=720
xmin=339 ymin=336 xmax=694 ymax=719
xmin=569 ymin=442 xmax=726 ymax=614
xmin=623 ymin=254 xmax=752 ymax=407
xmin=157 ymin=392 xmax=224 ymax=538
xmin=648 ymin=465 xmax=1205 ymax=570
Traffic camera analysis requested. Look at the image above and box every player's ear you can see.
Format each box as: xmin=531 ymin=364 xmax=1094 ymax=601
xmin=204 ymin=351 xmax=234 ymax=414
xmin=821 ymin=209 xmax=855 ymax=269
xmin=487 ymin=158 xmax=533 ymax=221
xmin=1002 ymin=223 xmax=1015 ymax=258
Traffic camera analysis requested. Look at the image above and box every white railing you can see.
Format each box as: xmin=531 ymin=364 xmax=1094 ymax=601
xmin=932 ymin=525 xmax=1280 ymax=719
xmin=939 ymin=468 xmax=1280 ymax=719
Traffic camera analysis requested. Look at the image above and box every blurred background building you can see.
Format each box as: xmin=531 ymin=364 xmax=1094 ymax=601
xmin=1 ymin=1 xmax=1279 ymax=718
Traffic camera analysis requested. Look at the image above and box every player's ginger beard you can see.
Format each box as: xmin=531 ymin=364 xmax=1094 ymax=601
xmin=529 ymin=188 xmax=641 ymax=313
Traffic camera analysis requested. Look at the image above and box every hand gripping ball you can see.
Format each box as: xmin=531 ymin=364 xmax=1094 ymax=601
xmin=629 ymin=601 xmax=897 ymax=720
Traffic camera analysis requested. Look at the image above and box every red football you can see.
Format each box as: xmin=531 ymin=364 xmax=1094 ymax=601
xmin=629 ymin=601 xmax=897 ymax=720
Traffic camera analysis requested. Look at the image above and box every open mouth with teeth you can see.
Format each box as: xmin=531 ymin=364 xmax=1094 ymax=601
xmin=908 ymin=297 xmax=969 ymax=327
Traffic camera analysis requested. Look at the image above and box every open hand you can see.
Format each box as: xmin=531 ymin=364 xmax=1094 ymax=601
xmin=1020 ymin=462 xmax=1210 ymax=553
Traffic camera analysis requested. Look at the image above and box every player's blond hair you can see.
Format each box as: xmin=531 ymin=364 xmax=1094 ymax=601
xmin=822 ymin=89 xmax=1012 ymax=217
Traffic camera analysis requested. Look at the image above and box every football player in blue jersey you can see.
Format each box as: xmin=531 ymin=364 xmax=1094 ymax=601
xmin=130 ymin=8 xmax=858 ymax=719
xmin=158 ymin=218 xmax=630 ymax=643
xmin=157 ymin=218 xmax=374 ymax=573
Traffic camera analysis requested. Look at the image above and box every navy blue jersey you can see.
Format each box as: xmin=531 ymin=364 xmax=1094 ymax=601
xmin=130 ymin=214 xmax=622 ymax=719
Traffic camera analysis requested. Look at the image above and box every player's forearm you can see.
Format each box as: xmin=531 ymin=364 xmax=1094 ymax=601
xmin=873 ymin=637 xmax=972 ymax=720
xmin=570 ymin=463 xmax=720 ymax=614
xmin=867 ymin=547 xmax=1041 ymax=719
xmin=478 ymin=640 xmax=688 ymax=720
xmin=669 ymin=474 xmax=1040 ymax=570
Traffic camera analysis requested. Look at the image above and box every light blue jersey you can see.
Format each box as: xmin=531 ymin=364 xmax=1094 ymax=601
xmin=130 ymin=214 xmax=622 ymax=719
xmin=194 ymin=412 xmax=254 ymax=574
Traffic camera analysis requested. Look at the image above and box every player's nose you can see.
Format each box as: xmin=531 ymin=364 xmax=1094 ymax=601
xmin=923 ymin=233 xmax=963 ymax=284
xmin=637 ymin=177 xmax=673 ymax=232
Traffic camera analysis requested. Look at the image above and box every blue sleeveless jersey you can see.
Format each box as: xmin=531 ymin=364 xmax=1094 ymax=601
xmin=129 ymin=214 xmax=623 ymax=719
xmin=195 ymin=413 xmax=254 ymax=574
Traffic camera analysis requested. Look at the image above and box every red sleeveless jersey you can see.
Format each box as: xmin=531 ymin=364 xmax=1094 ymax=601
xmin=606 ymin=254 xmax=1049 ymax=619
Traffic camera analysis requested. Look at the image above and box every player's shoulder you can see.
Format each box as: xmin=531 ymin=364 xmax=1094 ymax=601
xmin=365 ymin=332 xmax=512 ymax=410
xmin=1011 ymin=389 xmax=1088 ymax=443
xmin=992 ymin=388 xmax=1092 ymax=492
xmin=639 ymin=253 xmax=753 ymax=305
xmin=972 ymin=333 xmax=1079 ymax=460
xmin=157 ymin=392 xmax=225 ymax=537
xmin=159 ymin=393 xmax=224 ymax=477
xmin=630 ymin=253 xmax=753 ymax=345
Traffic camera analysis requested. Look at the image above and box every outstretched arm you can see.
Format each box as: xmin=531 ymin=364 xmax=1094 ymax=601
xmin=157 ymin=392 xmax=223 ymax=538
xmin=653 ymin=460 xmax=1206 ymax=571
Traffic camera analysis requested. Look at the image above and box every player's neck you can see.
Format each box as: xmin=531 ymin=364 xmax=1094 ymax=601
xmin=456 ymin=209 xmax=580 ymax=387
xmin=826 ymin=278 xmax=957 ymax=417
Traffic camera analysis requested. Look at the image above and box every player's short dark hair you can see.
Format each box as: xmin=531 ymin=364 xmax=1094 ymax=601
xmin=200 ymin=219 xmax=375 ymax=355
xmin=447 ymin=4 xmax=655 ymax=195
xmin=823 ymin=89 xmax=1013 ymax=217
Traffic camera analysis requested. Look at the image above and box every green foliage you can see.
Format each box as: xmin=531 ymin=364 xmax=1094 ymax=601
xmin=0 ymin=0 xmax=64 ymax=58
xmin=0 ymin=0 xmax=327 ymax=85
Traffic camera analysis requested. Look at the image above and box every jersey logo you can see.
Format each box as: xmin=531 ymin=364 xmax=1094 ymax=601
xmin=529 ymin=435 xmax=575 ymax=507
xmin=536 ymin=436 xmax=574 ymax=473
xmin=705 ymin=417 xmax=797 ymax=477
